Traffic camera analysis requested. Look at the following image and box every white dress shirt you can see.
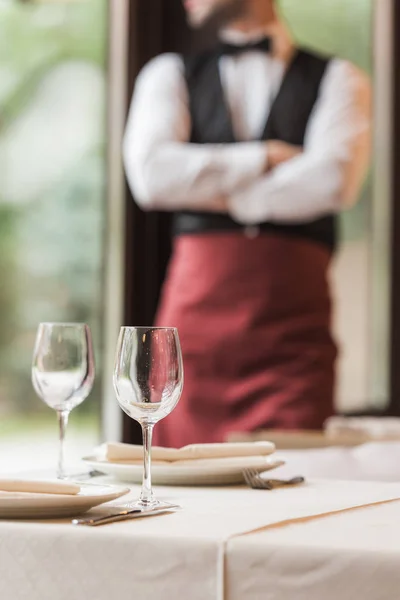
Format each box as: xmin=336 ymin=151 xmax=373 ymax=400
xmin=124 ymin=40 xmax=371 ymax=225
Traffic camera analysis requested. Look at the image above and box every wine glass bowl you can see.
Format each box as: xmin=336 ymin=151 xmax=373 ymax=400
xmin=113 ymin=327 xmax=183 ymax=424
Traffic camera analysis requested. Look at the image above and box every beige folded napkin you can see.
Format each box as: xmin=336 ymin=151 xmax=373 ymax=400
xmin=0 ymin=479 xmax=81 ymax=496
xmin=102 ymin=441 xmax=275 ymax=463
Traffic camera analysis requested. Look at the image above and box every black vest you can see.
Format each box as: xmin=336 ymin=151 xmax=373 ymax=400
xmin=173 ymin=48 xmax=337 ymax=251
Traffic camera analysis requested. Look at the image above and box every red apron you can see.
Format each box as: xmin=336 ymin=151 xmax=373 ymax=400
xmin=154 ymin=232 xmax=337 ymax=448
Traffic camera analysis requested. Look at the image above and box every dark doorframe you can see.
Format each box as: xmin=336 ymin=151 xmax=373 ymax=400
xmin=122 ymin=1 xmax=168 ymax=444
xmin=122 ymin=0 xmax=212 ymax=443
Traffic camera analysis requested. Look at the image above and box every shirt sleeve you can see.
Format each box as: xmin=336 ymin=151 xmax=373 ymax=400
xmin=227 ymin=59 xmax=372 ymax=224
xmin=123 ymin=53 xmax=268 ymax=212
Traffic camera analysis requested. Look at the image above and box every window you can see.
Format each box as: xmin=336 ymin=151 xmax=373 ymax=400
xmin=0 ymin=0 xmax=108 ymax=472
xmin=284 ymin=0 xmax=390 ymax=413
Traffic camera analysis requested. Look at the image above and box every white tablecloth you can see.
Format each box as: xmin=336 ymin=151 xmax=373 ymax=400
xmin=226 ymin=500 xmax=400 ymax=600
xmin=1 ymin=480 xmax=400 ymax=600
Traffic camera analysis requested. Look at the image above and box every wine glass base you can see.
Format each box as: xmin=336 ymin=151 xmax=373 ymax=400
xmin=123 ymin=500 xmax=181 ymax=513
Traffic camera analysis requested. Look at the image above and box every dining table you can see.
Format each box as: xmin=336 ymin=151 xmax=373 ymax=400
xmin=1 ymin=477 xmax=400 ymax=600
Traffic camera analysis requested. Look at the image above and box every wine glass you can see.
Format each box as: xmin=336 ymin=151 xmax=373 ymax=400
xmin=113 ymin=327 xmax=183 ymax=510
xmin=32 ymin=323 xmax=95 ymax=479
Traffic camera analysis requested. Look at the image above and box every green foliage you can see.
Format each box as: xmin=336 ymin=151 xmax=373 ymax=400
xmin=277 ymin=0 xmax=372 ymax=73
xmin=0 ymin=0 xmax=107 ymax=122
xmin=0 ymin=0 xmax=107 ymax=418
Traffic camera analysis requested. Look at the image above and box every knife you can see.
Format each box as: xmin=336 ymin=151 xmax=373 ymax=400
xmin=72 ymin=504 xmax=180 ymax=526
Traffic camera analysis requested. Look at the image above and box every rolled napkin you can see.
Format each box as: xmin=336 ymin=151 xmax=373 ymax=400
xmin=0 ymin=479 xmax=81 ymax=495
xmin=325 ymin=417 xmax=400 ymax=442
xmin=102 ymin=441 xmax=275 ymax=463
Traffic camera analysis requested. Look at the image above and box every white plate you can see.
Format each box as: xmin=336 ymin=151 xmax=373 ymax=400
xmin=0 ymin=484 xmax=130 ymax=520
xmin=82 ymin=455 xmax=285 ymax=486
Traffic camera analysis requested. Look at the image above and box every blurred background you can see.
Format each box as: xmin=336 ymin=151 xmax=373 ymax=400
xmin=0 ymin=0 xmax=397 ymax=469
xmin=0 ymin=0 xmax=107 ymax=468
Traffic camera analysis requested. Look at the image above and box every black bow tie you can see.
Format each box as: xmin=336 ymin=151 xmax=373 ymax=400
xmin=218 ymin=37 xmax=272 ymax=57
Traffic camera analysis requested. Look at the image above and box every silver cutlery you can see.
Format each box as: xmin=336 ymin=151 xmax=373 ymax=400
xmin=72 ymin=504 xmax=180 ymax=526
xmin=243 ymin=468 xmax=305 ymax=490
xmin=71 ymin=469 xmax=105 ymax=481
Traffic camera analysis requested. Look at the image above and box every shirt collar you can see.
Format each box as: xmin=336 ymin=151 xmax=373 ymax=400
xmin=219 ymin=28 xmax=269 ymax=46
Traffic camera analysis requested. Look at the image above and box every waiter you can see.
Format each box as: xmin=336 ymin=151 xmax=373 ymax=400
xmin=124 ymin=0 xmax=371 ymax=447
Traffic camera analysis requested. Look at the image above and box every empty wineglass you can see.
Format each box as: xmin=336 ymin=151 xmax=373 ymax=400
xmin=113 ymin=327 xmax=184 ymax=509
xmin=32 ymin=323 xmax=95 ymax=479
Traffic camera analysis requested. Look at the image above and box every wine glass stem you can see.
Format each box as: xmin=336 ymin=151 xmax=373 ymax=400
xmin=57 ymin=410 xmax=69 ymax=480
xmin=140 ymin=423 xmax=155 ymax=506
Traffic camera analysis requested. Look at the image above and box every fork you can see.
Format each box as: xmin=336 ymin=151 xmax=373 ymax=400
xmin=243 ymin=468 xmax=305 ymax=490
xmin=70 ymin=470 xmax=105 ymax=482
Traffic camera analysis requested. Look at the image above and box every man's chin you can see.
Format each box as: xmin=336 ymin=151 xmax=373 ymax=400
xmin=186 ymin=14 xmax=207 ymax=29
xmin=186 ymin=0 xmax=245 ymax=30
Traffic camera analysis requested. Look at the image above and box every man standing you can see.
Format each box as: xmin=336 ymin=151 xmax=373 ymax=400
xmin=124 ymin=0 xmax=371 ymax=447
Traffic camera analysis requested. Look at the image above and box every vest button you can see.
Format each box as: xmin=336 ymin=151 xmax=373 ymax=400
xmin=244 ymin=226 xmax=260 ymax=239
